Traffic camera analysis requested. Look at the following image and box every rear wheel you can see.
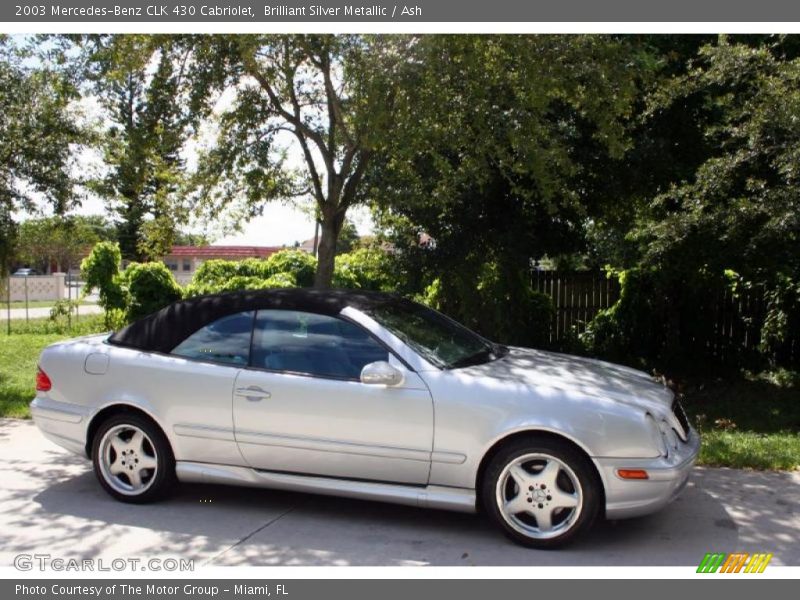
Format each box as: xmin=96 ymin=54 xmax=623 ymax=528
xmin=91 ymin=413 xmax=175 ymax=503
xmin=482 ymin=437 xmax=601 ymax=548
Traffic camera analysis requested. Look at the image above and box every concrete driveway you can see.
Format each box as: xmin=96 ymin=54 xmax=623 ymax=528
xmin=1 ymin=418 xmax=798 ymax=567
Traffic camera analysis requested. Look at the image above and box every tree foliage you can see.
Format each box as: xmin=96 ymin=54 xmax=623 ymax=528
xmin=118 ymin=261 xmax=182 ymax=322
xmin=182 ymin=34 xmax=415 ymax=287
xmin=0 ymin=36 xmax=85 ymax=274
xmin=80 ymin=35 xmax=198 ymax=261
xmin=581 ymin=37 xmax=800 ymax=369
xmin=368 ymin=35 xmax=645 ymax=339
xmin=80 ymin=241 xmax=126 ymax=326
xmin=630 ymin=37 xmax=800 ymax=284
xmin=0 ymin=37 xmax=84 ymax=216
xmin=16 ymin=215 xmax=114 ymax=272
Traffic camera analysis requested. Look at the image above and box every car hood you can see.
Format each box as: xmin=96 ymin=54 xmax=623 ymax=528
xmin=457 ymin=346 xmax=674 ymax=413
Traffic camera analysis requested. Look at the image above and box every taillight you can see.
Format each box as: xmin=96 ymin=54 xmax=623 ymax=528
xmin=36 ymin=367 xmax=51 ymax=392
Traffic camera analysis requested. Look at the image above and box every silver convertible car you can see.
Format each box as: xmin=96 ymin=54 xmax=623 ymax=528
xmin=31 ymin=289 xmax=699 ymax=547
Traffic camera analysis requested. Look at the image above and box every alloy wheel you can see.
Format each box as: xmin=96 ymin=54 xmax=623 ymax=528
xmin=98 ymin=424 xmax=159 ymax=496
xmin=495 ymin=452 xmax=583 ymax=540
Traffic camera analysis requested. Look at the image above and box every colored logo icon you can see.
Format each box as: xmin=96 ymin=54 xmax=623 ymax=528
xmin=697 ymin=553 xmax=773 ymax=573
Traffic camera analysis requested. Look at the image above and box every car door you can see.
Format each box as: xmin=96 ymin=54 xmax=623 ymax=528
xmin=163 ymin=310 xmax=256 ymax=466
xmin=233 ymin=309 xmax=434 ymax=485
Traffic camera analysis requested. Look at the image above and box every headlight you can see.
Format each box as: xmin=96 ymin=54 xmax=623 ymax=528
xmin=645 ymin=413 xmax=668 ymax=457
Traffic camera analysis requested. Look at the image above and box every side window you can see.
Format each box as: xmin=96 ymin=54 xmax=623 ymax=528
xmin=172 ymin=311 xmax=255 ymax=366
xmin=251 ymin=310 xmax=389 ymax=380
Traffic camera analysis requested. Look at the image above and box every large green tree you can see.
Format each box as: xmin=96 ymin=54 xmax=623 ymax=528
xmin=578 ymin=35 xmax=800 ymax=367
xmin=185 ymin=34 xmax=413 ymax=287
xmin=0 ymin=35 xmax=84 ymax=274
xmin=630 ymin=37 xmax=800 ymax=283
xmin=16 ymin=215 xmax=114 ymax=273
xmin=80 ymin=35 xmax=197 ymax=261
xmin=367 ymin=36 xmax=646 ymax=320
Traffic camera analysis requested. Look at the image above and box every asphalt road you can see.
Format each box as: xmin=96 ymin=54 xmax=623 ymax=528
xmin=1 ymin=418 xmax=798 ymax=566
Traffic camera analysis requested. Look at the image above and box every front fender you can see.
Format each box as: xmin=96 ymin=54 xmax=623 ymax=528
xmin=423 ymin=371 xmax=661 ymax=489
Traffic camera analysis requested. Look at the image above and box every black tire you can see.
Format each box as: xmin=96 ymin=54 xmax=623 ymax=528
xmin=91 ymin=413 xmax=175 ymax=504
xmin=481 ymin=436 xmax=601 ymax=548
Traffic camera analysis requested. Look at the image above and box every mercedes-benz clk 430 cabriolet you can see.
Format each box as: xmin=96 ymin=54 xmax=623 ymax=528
xmin=31 ymin=289 xmax=699 ymax=547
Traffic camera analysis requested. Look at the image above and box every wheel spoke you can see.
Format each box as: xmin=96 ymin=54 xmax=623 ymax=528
xmin=138 ymin=455 xmax=157 ymax=471
xmin=108 ymin=459 xmax=126 ymax=475
xmin=551 ymin=489 xmax=579 ymax=509
xmin=508 ymin=464 xmax=530 ymax=488
xmin=128 ymin=430 xmax=145 ymax=453
xmin=536 ymin=508 xmax=554 ymax=532
xmin=128 ymin=468 xmax=143 ymax=489
xmin=503 ymin=492 xmax=530 ymax=516
xmin=109 ymin=435 xmax=126 ymax=455
xmin=537 ymin=459 xmax=561 ymax=488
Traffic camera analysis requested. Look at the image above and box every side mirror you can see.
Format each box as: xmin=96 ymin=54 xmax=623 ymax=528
xmin=360 ymin=361 xmax=404 ymax=386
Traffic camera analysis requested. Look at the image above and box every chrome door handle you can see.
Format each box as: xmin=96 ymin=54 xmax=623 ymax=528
xmin=235 ymin=385 xmax=272 ymax=401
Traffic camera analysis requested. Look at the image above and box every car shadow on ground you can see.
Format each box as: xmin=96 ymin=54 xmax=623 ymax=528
xmin=6 ymin=453 xmax=746 ymax=566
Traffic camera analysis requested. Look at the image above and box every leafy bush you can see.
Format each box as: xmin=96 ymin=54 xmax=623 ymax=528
xmin=331 ymin=264 xmax=360 ymax=289
xmin=265 ymin=249 xmax=317 ymax=287
xmin=48 ymin=299 xmax=80 ymax=323
xmin=186 ymin=250 xmax=317 ymax=296
xmin=80 ymin=242 xmax=126 ymax=325
xmin=120 ymin=262 xmax=183 ymax=322
xmin=190 ymin=272 xmax=297 ymax=295
xmin=333 ymin=248 xmax=395 ymax=291
xmin=184 ymin=248 xmax=396 ymax=296
xmin=580 ymin=269 xmax=659 ymax=367
xmin=185 ymin=259 xmax=271 ymax=297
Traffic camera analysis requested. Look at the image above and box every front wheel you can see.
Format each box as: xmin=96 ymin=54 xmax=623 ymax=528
xmin=482 ymin=437 xmax=601 ymax=548
xmin=92 ymin=413 xmax=175 ymax=503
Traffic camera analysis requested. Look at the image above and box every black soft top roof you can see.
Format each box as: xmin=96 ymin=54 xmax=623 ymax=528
xmin=107 ymin=288 xmax=400 ymax=354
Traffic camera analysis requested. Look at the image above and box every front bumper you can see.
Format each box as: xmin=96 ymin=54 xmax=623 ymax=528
xmin=595 ymin=426 xmax=701 ymax=520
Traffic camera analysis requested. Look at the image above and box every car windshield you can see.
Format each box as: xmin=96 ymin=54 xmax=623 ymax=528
xmin=366 ymin=299 xmax=508 ymax=369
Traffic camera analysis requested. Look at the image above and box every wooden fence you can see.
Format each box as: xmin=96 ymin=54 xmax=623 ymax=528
xmin=693 ymin=283 xmax=767 ymax=363
xmin=531 ymin=270 xmax=619 ymax=343
xmin=531 ymin=270 xmax=798 ymax=365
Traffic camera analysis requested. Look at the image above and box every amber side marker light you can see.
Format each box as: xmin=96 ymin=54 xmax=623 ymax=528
xmin=617 ymin=469 xmax=649 ymax=480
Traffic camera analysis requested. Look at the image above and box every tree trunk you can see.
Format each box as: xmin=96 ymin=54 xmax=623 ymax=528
xmin=314 ymin=212 xmax=344 ymax=288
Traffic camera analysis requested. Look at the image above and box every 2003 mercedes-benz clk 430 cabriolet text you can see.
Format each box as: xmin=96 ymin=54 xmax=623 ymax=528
xmin=31 ymin=289 xmax=699 ymax=547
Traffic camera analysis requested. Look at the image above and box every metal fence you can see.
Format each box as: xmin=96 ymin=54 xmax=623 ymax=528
xmin=2 ymin=272 xmax=86 ymax=333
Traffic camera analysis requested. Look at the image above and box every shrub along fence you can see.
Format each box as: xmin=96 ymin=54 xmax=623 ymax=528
xmin=531 ymin=270 xmax=798 ymax=367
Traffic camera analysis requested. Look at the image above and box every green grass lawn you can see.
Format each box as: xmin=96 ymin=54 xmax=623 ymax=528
xmin=679 ymin=369 xmax=800 ymax=470
xmin=1 ymin=318 xmax=798 ymax=471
